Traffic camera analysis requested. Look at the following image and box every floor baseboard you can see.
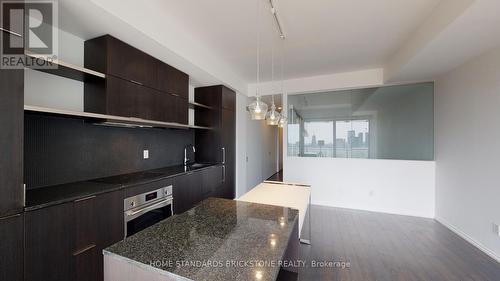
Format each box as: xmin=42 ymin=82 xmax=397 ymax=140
xmin=435 ymin=217 xmax=500 ymax=264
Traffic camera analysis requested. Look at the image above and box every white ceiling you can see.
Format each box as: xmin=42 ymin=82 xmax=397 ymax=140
xmin=96 ymin=0 xmax=441 ymax=83
xmin=57 ymin=0 xmax=500 ymax=95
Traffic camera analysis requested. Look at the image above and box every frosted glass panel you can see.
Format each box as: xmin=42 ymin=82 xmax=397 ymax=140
xmin=287 ymin=82 xmax=434 ymax=161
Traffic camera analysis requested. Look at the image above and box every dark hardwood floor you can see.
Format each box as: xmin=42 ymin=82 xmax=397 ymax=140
xmin=289 ymin=205 xmax=500 ymax=281
xmin=267 ymin=170 xmax=284 ymax=182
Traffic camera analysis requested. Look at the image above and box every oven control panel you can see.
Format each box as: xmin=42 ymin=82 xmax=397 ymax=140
xmin=124 ymin=185 xmax=173 ymax=211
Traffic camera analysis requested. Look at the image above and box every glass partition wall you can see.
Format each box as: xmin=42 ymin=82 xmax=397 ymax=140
xmin=287 ymin=82 xmax=434 ymax=161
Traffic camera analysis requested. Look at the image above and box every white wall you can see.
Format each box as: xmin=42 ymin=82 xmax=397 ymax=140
xmin=285 ymin=157 xmax=435 ymax=218
xmin=235 ymin=92 xmax=248 ymax=197
xmin=242 ymin=96 xmax=280 ymax=196
xmin=435 ymin=47 xmax=500 ymax=261
xmin=24 ymin=29 xmax=85 ymax=111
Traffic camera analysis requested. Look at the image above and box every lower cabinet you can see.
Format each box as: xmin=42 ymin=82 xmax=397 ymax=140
xmin=25 ymin=189 xmax=124 ymax=281
xmin=173 ymin=166 xmax=224 ymax=214
xmin=173 ymin=171 xmax=202 ymax=214
xmin=25 ymin=203 xmax=74 ymax=281
xmin=0 ymin=214 xmax=24 ymax=281
xmin=201 ymin=166 xmax=223 ymax=198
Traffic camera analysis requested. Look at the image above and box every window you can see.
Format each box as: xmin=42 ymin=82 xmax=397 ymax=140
xmin=287 ymin=82 xmax=434 ymax=161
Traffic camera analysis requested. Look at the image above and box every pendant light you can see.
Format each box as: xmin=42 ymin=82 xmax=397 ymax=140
xmin=266 ymin=40 xmax=281 ymax=125
xmin=248 ymin=0 xmax=268 ymax=120
xmin=278 ymin=39 xmax=287 ymax=128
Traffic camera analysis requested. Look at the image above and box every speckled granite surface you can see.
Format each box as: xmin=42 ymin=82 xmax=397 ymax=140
xmin=25 ymin=163 xmax=218 ymax=211
xmin=105 ymin=198 xmax=299 ymax=281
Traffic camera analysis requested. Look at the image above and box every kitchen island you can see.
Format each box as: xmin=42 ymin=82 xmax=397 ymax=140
xmin=104 ymin=198 xmax=299 ymax=281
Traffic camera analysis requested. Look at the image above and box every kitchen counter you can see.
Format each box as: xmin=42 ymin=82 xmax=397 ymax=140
xmin=104 ymin=198 xmax=299 ymax=281
xmin=25 ymin=163 xmax=219 ymax=211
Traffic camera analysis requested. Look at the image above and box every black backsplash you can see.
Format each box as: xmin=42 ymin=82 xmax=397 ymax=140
xmin=24 ymin=114 xmax=194 ymax=189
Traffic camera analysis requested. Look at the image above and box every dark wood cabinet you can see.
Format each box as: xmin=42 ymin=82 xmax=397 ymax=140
xmin=84 ymin=35 xmax=189 ymax=125
xmin=0 ymin=68 xmax=24 ymax=217
xmin=221 ymin=108 xmax=236 ymax=199
xmin=201 ymin=166 xmax=223 ymax=199
xmin=0 ymin=214 xmax=24 ymax=281
xmin=222 ymin=86 xmax=236 ymax=111
xmin=173 ymin=171 xmax=202 ymax=214
xmin=84 ymin=35 xmax=157 ymax=89
xmin=195 ymin=85 xmax=236 ymax=199
xmin=25 ymin=202 xmax=74 ymax=281
xmin=157 ymin=62 xmax=189 ymax=99
xmin=74 ymin=190 xmax=124 ymax=281
xmin=25 ymin=190 xmax=124 ymax=281
xmin=176 ymin=97 xmax=189 ymax=124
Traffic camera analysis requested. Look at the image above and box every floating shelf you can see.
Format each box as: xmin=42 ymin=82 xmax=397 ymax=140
xmin=25 ymin=52 xmax=106 ymax=82
xmin=189 ymin=101 xmax=214 ymax=110
xmin=24 ymin=105 xmax=213 ymax=130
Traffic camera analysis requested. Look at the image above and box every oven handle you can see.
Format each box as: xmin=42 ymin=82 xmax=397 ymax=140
xmin=125 ymin=198 xmax=172 ymax=222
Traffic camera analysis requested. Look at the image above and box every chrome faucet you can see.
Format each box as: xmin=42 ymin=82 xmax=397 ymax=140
xmin=184 ymin=144 xmax=196 ymax=166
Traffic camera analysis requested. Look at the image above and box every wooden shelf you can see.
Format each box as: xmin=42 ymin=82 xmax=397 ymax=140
xmin=189 ymin=101 xmax=214 ymax=110
xmin=25 ymin=53 xmax=106 ymax=82
xmin=24 ymin=105 xmax=213 ymax=130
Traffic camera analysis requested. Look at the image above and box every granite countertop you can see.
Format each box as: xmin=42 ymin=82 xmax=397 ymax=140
xmin=25 ymin=163 xmax=219 ymax=211
xmin=105 ymin=198 xmax=299 ymax=281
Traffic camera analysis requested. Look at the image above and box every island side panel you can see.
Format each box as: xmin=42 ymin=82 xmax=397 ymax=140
xmin=103 ymin=253 xmax=191 ymax=281
xmin=282 ymin=219 xmax=299 ymax=274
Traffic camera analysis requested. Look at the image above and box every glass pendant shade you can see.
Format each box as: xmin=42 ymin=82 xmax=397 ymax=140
xmin=266 ymin=104 xmax=281 ymax=125
xmin=249 ymin=96 xmax=268 ymax=120
xmin=278 ymin=115 xmax=287 ymax=128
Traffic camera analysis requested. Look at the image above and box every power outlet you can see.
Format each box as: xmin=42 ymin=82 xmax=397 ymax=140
xmin=143 ymin=150 xmax=149 ymax=159
xmin=494 ymin=223 xmax=500 ymax=237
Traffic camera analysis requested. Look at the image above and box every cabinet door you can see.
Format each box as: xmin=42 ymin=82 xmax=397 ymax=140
xmin=25 ymin=203 xmax=74 ymax=281
xmin=157 ymin=63 xmax=188 ymax=99
xmin=95 ymin=190 xmax=124 ymax=281
xmin=0 ymin=68 xmax=24 ymax=216
xmin=173 ymin=172 xmax=202 ymax=214
xmin=176 ymin=97 xmax=189 ymax=125
xmin=107 ymin=36 xmax=157 ymax=88
xmin=106 ymin=76 xmax=139 ymax=118
xmin=0 ymin=214 xmax=23 ymax=281
xmin=73 ymin=196 xmax=99 ymax=281
xmin=74 ymin=246 xmax=99 ymax=281
xmin=153 ymin=92 xmax=175 ymax=122
xmin=136 ymin=86 xmax=156 ymax=120
xmin=221 ymin=86 xmax=236 ymax=111
xmin=221 ymin=109 xmax=236 ymax=199
xmin=95 ymin=190 xmax=124 ymax=249
xmin=201 ymin=166 xmax=223 ymax=199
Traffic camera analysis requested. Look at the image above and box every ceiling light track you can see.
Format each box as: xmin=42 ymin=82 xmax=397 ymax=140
xmin=268 ymin=0 xmax=285 ymax=39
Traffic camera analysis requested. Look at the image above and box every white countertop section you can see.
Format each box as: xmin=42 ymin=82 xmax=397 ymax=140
xmin=238 ymin=181 xmax=311 ymax=234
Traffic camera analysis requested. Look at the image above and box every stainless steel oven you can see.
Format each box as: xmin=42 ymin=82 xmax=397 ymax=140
xmin=124 ymin=185 xmax=173 ymax=238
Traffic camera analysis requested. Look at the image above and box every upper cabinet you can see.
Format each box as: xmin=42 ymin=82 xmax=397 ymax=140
xmin=84 ymin=35 xmax=157 ymax=89
xmin=84 ymin=35 xmax=189 ymax=125
xmin=157 ymin=62 xmax=189 ymax=99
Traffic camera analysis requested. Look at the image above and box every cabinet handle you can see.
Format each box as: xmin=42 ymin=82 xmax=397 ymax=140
xmin=23 ymin=184 xmax=26 ymax=208
xmin=74 ymin=195 xmax=96 ymax=203
xmin=222 ymin=166 xmax=226 ymax=183
xmin=0 ymin=213 xmax=22 ymax=221
xmin=0 ymin=27 xmax=22 ymax=37
xmin=72 ymin=244 xmax=96 ymax=256
xmin=222 ymin=147 xmax=226 ymax=164
xmin=171 ymin=93 xmax=180 ymax=97
xmin=130 ymin=80 xmax=143 ymax=86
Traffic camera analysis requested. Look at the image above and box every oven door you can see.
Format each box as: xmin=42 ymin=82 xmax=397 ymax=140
xmin=124 ymin=197 xmax=173 ymax=238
